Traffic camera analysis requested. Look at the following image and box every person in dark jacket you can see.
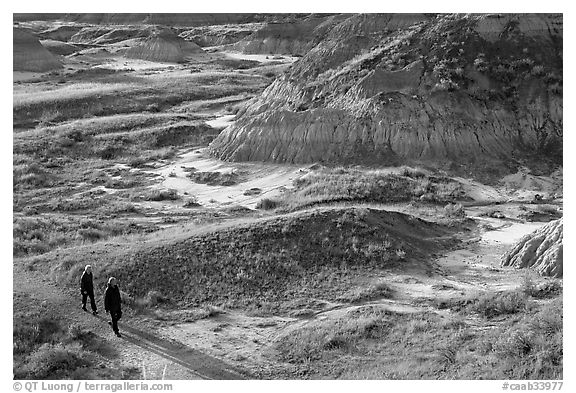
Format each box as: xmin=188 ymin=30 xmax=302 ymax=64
xmin=80 ymin=265 xmax=98 ymax=315
xmin=104 ymin=277 xmax=122 ymax=337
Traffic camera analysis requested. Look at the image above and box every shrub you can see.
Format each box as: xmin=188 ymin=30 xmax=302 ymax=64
xmin=474 ymin=56 xmax=488 ymax=72
xmin=105 ymin=178 xmax=139 ymax=189
xmin=548 ymin=82 xmax=562 ymax=95
xmin=531 ymin=65 xmax=546 ymax=77
xmin=399 ymin=167 xmax=427 ymax=178
xmin=17 ymin=343 xmax=91 ymax=379
xmin=204 ymin=305 xmax=224 ymax=317
xmin=13 ymin=163 xmax=52 ymax=188
xmin=183 ymin=196 xmax=201 ymax=208
xmin=188 ymin=171 xmax=238 ymax=186
xmin=102 ymin=202 xmax=139 ymax=214
xmin=13 ymin=317 xmax=65 ymax=355
xmin=443 ymin=203 xmax=465 ymax=218
xmin=98 ymin=145 xmax=122 ymax=160
xmin=256 ymin=198 xmax=280 ymax=210
xmin=141 ymin=189 xmax=179 ymax=201
xmin=528 ymin=280 xmax=562 ymax=299
xmin=127 ymin=156 xmax=148 ymax=168
xmin=337 ymin=282 xmax=393 ymax=303
xmin=145 ymin=290 xmax=168 ymax=306
xmin=243 ymin=188 xmax=262 ymax=196
xmin=468 ymin=290 xmax=531 ymax=318
xmin=520 ymin=274 xmax=537 ymax=297
xmin=77 ymin=228 xmax=106 ymax=242
xmin=395 ymin=249 xmax=407 ymax=260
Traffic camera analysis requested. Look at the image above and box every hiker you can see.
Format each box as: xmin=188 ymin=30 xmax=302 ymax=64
xmin=80 ymin=265 xmax=98 ymax=315
xmin=104 ymin=277 xmax=122 ymax=337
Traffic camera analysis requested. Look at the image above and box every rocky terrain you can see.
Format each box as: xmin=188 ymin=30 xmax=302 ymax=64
xmin=210 ymin=14 xmax=562 ymax=177
xmin=502 ymin=218 xmax=563 ymax=277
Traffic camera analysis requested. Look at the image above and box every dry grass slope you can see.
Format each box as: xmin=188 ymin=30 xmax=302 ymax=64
xmin=29 ymin=208 xmax=457 ymax=310
xmin=276 ymin=286 xmax=562 ymax=379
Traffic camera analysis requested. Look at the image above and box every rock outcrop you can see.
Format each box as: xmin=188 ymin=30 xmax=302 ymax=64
xmin=13 ymin=27 xmax=62 ymax=72
xmin=501 ymin=219 xmax=563 ymax=277
xmin=210 ymin=14 xmax=563 ymax=171
xmin=124 ymin=28 xmax=205 ymax=63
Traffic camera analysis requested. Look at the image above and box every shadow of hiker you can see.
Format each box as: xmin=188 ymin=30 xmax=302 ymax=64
xmin=93 ymin=313 xmax=249 ymax=380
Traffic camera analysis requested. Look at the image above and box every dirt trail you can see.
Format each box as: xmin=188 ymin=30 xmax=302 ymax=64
xmin=13 ymin=264 xmax=248 ymax=380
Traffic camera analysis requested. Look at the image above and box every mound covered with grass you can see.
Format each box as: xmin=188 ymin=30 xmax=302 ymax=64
xmin=257 ymin=167 xmax=466 ymax=211
xmin=36 ymin=208 xmax=457 ymax=308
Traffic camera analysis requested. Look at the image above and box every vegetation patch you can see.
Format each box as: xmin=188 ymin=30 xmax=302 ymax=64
xmin=13 ymin=300 xmax=138 ymax=379
xmin=133 ymin=188 xmax=180 ymax=202
xmin=188 ymin=170 xmax=243 ymax=186
xmin=256 ymin=167 xmax=466 ymax=211
xmin=13 ymin=215 xmax=157 ymax=257
xmin=275 ymin=296 xmax=562 ymax=379
xmin=336 ymin=282 xmax=393 ymax=303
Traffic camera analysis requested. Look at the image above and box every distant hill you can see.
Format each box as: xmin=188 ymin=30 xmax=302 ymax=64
xmin=13 ymin=13 xmax=314 ymax=27
xmin=124 ymin=28 xmax=205 ymax=63
xmin=13 ymin=27 xmax=62 ymax=72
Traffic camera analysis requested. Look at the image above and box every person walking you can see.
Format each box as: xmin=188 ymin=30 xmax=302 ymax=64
xmin=104 ymin=277 xmax=122 ymax=337
xmin=80 ymin=265 xmax=98 ymax=315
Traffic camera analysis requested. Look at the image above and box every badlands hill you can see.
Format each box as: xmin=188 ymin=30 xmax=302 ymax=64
xmin=124 ymin=28 xmax=205 ymax=63
xmin=13 ymin=27 xmax=62 ymax=72
xmin=210 ymin=14 xmax=562 ymax=173
xmin=232 ymin=14 xmax=350 ymax=55
xmin=502 ymin=219 xmax=563 ymax=278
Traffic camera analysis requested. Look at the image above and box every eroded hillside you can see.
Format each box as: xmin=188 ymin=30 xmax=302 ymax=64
xmin=210 ymin=14 xmax=562 ymax=176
